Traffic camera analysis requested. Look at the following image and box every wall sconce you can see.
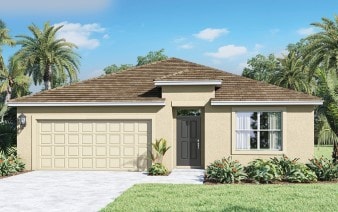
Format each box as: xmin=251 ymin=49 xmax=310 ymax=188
xmin=18 ymin=113 xmax=26 ymax=128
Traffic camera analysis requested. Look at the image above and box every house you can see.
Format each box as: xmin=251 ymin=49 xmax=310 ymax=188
xmin=8 ymin=58 xmax=322 ymax=171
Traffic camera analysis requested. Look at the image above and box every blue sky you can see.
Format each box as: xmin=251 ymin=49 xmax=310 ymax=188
xmin=1 ymin=0 xmax=337 ymax=90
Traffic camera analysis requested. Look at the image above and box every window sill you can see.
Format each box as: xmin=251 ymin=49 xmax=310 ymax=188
xmin=232 ymin=150 xmax=285 ymax=155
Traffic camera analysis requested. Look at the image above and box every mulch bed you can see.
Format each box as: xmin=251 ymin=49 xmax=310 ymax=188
xmin=0 ymin=171 xmax=31 ymax=180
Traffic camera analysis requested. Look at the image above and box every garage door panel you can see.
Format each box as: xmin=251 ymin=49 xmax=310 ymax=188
xmin=96 ymin=134 xmax=107 ymax=144
xmin=54 ymin=134 xmax=65 ymax=144
xmin=55 ymin=158 xmax=65 ymax=168
xmin=68 ymin=158 xmax=79 ymax=168
xmin=68 ymin=134 xmax=79 ymax=144
xmin=109 ymin=134 xmax=120 ymax=144
xmin=37 ymin=120 xmax=150 ymax=171
xmin=82 ymin=134 xmax=93 ymax=144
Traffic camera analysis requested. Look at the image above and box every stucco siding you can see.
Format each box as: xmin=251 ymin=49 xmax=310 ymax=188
xmin=17 ymin=101 xmax=315 ymax=170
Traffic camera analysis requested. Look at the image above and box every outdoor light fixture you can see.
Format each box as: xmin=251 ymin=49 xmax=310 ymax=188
xmin=18 ymin=113 xmax=26 ymax=128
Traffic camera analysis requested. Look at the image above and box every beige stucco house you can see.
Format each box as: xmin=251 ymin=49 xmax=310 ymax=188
xmin=9 ymin=58 xmax=322 ymax=171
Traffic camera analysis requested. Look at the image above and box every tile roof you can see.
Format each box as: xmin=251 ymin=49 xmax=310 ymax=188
xmin=10 ymin=57 xmax=321 ymax=103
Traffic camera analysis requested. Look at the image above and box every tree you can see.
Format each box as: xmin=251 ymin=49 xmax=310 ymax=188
xmin=104 ymin=64 xmax=133 ymax=75
xmin=0 ymin=20 xmax=15 ymax=51
xmin=136 ymin=49 xmax=168 ymax=66
xmin=315 ymin=68 xmax=338 ymax=162
xmin=272 ymin=51 xmax=313 ymax=94
xmin=15 ymin=22 xmax=80 ymax=90
xmin=242 ymin=54 xmax=280 ymax=83
xmin=0 ymin=56 xmax=31 ymax=122
xmin=103 ymin=49 xmax=168 ymax=75
xmin=304 ymin=16 xmax=338 ymax=76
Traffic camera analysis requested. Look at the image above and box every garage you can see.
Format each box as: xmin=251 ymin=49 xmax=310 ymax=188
xmin=36 ymin=120 xmax=151 ymax=171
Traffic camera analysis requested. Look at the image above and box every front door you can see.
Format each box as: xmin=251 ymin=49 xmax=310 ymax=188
xmin=177 ymin=115 xmax=201 ymax=166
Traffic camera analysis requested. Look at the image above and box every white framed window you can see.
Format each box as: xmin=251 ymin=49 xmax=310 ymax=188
xmin=236 ymin=111 xmax=282 ymax=151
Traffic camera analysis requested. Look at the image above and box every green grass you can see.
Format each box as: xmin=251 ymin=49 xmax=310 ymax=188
xmin=315 ymin=145 xmax=333 ymax=159
xmin=101 ymin=183 xmax=338 ymax=212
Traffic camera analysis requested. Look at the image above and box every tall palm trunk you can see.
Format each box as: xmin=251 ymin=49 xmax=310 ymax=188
xmin=43 ymin=64 xmax=52 ymax=90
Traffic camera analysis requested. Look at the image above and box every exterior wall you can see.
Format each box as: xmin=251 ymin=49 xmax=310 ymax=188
xmin=204 ymin=105 xmax=315 ymax=166
xmin=162 ymin=85 xmax=215 ymax=168
xmin=17 ymin=85 xmax=315 ymax=170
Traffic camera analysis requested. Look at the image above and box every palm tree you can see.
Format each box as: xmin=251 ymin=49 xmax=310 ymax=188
xmin=315 ymin=68 xmax=338 ymax=162
xmin=15 ymin=22 xmax=80 ymax=90
xmin=272 ymin=51 xmax=313 ymax=94
xmin=0 ymin=20 xmax=15 ymax=51
xmin=304 ymin=16 xmax=338 ymax=76
xmin=0 ymin=56 xmax=30 ymax=122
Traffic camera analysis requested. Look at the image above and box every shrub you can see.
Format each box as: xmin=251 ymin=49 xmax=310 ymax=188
xmin=271 ymin=155 xmax=317 ymax=183
xmin=205 ymin=157 xmax=247 ymax=184
xmin=150 ymin=138 xmax=171 ymax=164
xmin=148 ymin=138 xmax=170 ymax=176
xmin=148 ymin=163 xmax=168 ymax=176
xmin=245 ymin=159 xmax=281 ymax=184
xmin=0 ymin=122 xmax=17 ymax=156
xmin=0 ymin=153 xmax=25 ymax=176
xmin=306 ymin=157 xmax=338 ymax=181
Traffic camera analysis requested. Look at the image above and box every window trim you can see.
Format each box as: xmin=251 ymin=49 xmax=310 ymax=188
xmin=231 ymin=107 xmax=287 ymax=155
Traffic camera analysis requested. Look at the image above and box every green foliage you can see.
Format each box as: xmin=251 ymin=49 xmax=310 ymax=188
xmin=245 ymin=159 xmax=281 ymax=183
xmin=273 ymin=51 xmax=313 ymax=94
xmin=103 ymin=49 xmax=168 ymax=75
xmin=315 ymin=115 xmax=338 ymax=145
xmin=150 ymin=138 xmax=171 ymax=164
xmin=148 ymin=163 xmax=168 ymax=176
xmin=271 ymin=155 xmax=317 ymax=183
xmin=0 ymin=153 xmax=25 ymax=176
xmin=242 ymin=54 xmax=279 ymax=82
xmin=0 ymin=19 xmax=15 ymax=52
xmin=205 ymin=157 xmax=247 ymax=184
xmin=103 ymin=64 xmax=133 ymax=75
xmin=136 ymin=49 xmax=168 ymax=66
xmin=306 ymin=157 xmax=338 ymax=181
xmin=0 ymin=122 xmax=17 ymax=156
xmin=15 ymin=22 xmax=80 ymax=90
xmin=304 ymin=16 xmax=338 ymax=76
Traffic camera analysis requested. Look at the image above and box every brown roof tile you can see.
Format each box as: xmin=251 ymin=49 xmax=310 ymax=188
xmin=10 ymin=58 xmax=321 ymax=103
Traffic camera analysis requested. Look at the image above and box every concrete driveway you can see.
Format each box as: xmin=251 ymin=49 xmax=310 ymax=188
xmin=0 ymin=169 xmax=204 ymax=212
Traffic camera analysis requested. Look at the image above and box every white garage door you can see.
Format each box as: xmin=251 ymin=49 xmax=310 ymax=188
xmin=37 ymin=120 xmax=151 ymax=171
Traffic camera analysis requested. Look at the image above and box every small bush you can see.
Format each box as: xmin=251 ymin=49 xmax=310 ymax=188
xmin=306 ymin=157 xmax=338 ymax=181
xmin=271 ymin=155 xmax=317 ymax=183
xmin=245 ymin=159 xmax=281 ymax=184
xmin=148 ymin=163 xmax=168 ymax=176
xmin=205 ymin=157 xmax=247 ymax=184
xmin=0 ymin=153 xmax=25 ymax=176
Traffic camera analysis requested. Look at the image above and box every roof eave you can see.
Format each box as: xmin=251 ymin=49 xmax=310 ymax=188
xmin=211 ymin=100 xmax=323 ymax=106
xmin=8 ymin=101 xmax=166 ymax=107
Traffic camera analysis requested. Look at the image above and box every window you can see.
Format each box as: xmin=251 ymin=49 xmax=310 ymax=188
xmin=236 ymin=112 xmax=282 ymax=151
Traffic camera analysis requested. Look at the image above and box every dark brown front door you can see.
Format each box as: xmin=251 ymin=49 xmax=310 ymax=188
xmin=177 ymin=116 xmax=201 ymax=166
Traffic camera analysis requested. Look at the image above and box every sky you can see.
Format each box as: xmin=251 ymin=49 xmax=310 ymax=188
xmin=1 ymin=0 xmax=337 ymax=91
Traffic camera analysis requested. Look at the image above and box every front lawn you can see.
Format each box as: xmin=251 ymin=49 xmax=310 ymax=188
xmin=315 ymin=145 xmax=333 ymax=159
xmin=101 ymin=183 xmax=338 ymax=212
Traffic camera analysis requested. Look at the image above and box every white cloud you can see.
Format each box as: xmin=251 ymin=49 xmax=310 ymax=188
xmin=297 ymin=27 xmax=315 ymax=36
xmin=54 ymin=22 xmax=106 ymax=49
xmin=194 ymin=28 xmax=229 ymax=41
xmin=205 ymin=45 xmax=247 ymax=59
xmin=0 ymin=0 xmax=111 ymax=14
xmin=179 ymin=43 xmax=194 ymax=49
